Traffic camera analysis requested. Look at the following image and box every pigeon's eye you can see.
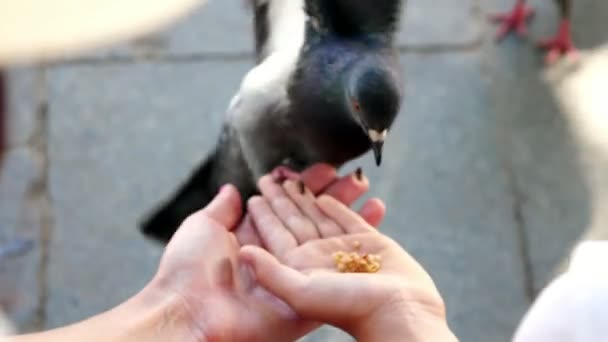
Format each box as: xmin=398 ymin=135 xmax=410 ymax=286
xmin=352 ymin=100 xmax=361 ymax=112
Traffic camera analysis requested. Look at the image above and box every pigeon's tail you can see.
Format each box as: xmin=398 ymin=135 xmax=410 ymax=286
xmin=139 ymin=127 xmax=257 ymax=244
xmin=304 ymin=0 xmax=403 ymax=36
xmin=139 ymin=150 xmax=219 ymax=243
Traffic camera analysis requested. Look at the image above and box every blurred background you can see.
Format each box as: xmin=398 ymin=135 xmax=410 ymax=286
xmin=2 ymin=0 xmax=608 ymax=341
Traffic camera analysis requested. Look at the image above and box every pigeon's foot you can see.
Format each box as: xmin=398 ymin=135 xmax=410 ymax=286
xmin=538 ymin=19 xmax=579 ymax=65
xmin=490 ymin=1 xmax=535 ymax=41
xmin=271 ymin=166 xmax=301 ymax=184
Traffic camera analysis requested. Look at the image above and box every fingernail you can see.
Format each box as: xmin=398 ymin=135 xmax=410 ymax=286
xmin=297 ymin=180 xmax=306 ymax=194
xmin=355 ymin=167 xmax=363 ymax=181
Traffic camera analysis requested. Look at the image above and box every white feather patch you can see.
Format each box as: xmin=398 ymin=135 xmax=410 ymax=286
xmin=225 ymin=0 xmax=308 ymax=177
xmin=264 ymin=0 xmax=306 ymax=55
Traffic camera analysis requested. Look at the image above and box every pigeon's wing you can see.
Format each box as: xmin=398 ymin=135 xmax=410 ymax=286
xmin=139 ymin=123 xmax=256 ymax=243
xmin=249 ymin=0 xmax=306 ymax=63
xmin=140 ymin=9 xmax=306 ymax=243
xmin=227 ymin=43 xmax=305 ymax=180
xmin=139 ymin=48 xmax=299 ymax=243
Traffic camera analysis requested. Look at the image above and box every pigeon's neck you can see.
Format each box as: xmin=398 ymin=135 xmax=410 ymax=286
xmin=290 ymin=43 xmax=356 ymax=111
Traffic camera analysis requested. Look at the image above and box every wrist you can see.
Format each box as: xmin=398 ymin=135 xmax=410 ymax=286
xmin=351 ymin=292 xmax=458 ymax=342
xmin=127 ymin=278 xmax=207 ymax=342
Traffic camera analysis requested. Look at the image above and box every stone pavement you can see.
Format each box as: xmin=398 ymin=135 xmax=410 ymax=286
xmin=2 ymin=0 xmax=608 ymax=341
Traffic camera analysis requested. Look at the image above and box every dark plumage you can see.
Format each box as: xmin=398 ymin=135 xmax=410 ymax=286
xmin=491 ymin=0 xmax=577 ymax=64
xmin=140 ymin=0 xmax=405 ymax=243
xmin=252 ymin=0 xmax=270 ymax=63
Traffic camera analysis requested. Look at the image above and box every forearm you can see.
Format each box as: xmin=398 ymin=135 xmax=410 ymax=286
xmin=7 ymin=285 xmax=198 ymax=342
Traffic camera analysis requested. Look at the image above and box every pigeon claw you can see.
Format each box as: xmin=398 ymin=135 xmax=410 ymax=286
xmin=490 ymin=2 xmax=535 ymax=42
xmin=538 ymin=19 xmax=579 ymax=65
xmin=271 ymin=166 xmax=301 ymax=184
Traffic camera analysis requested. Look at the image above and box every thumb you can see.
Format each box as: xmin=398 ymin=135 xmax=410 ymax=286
xmin=239 ymin=246 xmax=310 ymax=312
xmin=198 ymin=184 xmax=242 ymax=229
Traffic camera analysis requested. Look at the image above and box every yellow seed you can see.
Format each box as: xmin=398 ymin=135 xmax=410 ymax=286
xmin=332 ymin=250 xmax=382 ymax=273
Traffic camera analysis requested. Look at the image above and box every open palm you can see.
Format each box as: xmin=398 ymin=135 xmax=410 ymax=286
xmin=148 ymin=165 xmax=387 ymax=341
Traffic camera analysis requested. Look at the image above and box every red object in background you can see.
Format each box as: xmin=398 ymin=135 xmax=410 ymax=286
xmin=0 ymin=71 xmax=4 ymax=167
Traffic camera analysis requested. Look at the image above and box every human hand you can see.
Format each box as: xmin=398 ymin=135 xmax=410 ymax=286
xmin=239 ymin=193 xmax=458 ymax=342
xmin=11 ymin=166 xmax=382 ymax=342
xmin=11 ymin=186 xmax=267 ymax=342
xmin=145 ymin=164 xmax=388 ymax=342
xmin=234 ymin=164 xmax=386 ymax=247
xmin=144 ymin=184 xmax=322 ymax=341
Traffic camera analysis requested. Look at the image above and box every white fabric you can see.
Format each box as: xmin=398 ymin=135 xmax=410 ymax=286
xmin=0 ymin=310 xmax=15 ymax=337
xmin=513 ymin=241 xmax=608 ymax=342
xmin=0 ymin=0 xmax=206 ymax=66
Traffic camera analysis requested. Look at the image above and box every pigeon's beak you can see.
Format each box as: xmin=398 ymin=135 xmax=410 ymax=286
xmin=368 ymin=129 xmax=387 ymax=166
xmin=372 ymin=141 xmax=384 ymax=166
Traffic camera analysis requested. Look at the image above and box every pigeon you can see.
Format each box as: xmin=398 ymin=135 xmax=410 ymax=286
xmin=491 ymin=0 xmax=578 ymax=64
xmin=139 ymin=0 xmax=405 ymax=243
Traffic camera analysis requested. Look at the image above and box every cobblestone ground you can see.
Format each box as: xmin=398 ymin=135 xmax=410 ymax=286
xmin=2 ymin=0 xmax=608 ymax=341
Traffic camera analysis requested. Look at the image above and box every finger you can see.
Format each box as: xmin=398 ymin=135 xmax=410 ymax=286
xmin=191 ymin=184 xmax=242 ymax=229
xmin=283 ymin=180 xmax=343 ymax=238
xmin=239 ymin=246 xmax=312 ymax=312
xmin=299 ymin=163 xmax=338 ymax=194
xmin=240 ymin=245 xmax=373 ymax=324
xmin=248 ymin=196 xmax=298 ymax=257
xmin=316 ymin=195 xmax=376 ymax=234
xmin=322 ymin=169 xmax=370 ymax=206
xmin=258 ymin=175 xmax=320 ymax=244
xmin=357 ymin=198 xmax=386 ymax=228
xmin=234 ymin=215 xmax=263 ymax=247
xmin=271 ymin=165 xmax=301 ymax=183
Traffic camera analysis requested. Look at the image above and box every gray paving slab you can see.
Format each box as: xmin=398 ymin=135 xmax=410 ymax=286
xmin=482 ymin=0 xmax=608 ymax=293
xmin=45 ymin=60 xmax=252 ymax=329
xmin=399 ymin=0 xmax=481 ymax=46
xmin=0 ymin=147 xmax=43 ymax=332
xmin=80 ymin=0 xmax=480 ymax=60
xmin=44 ymin=49 xmax=530 ymax=341
xmin=5 ymin=68 xmax=39 ymax=147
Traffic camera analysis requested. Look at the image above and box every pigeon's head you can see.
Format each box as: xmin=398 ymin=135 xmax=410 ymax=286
xmin=345 ymin=62 xmax=402 ymax=166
